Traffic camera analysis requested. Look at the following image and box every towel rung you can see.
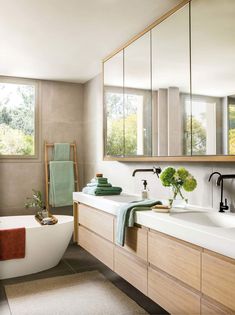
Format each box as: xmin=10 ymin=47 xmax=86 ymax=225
xmin=46 ymin=143 xmax=76 ymax=147
xmin=47 ymin=162 xmax=76 ymax=165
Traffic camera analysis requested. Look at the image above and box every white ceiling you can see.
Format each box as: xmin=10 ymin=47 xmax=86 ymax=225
xmin=0 ymin=0 xmax=181 ymax=83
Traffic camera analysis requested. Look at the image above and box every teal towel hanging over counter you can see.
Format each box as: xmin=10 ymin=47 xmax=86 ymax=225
xmin=54 ymin=143 xmax=70 ymax=161
xmin=116 ymin=199 xmax=162 ymax=246
xmin=49 ymin=161 xmax=75 ymax=207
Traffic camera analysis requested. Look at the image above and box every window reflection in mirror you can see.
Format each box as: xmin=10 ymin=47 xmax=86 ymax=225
xmin=228 ymin=98 xmax=235 ymax=155
xmin=124 ymin=32 xmax=152 ymax=156
xmin=191 ymin=0 xmax=235 ymax=155
xmin=104 ymin=51 xmax=124 ymax=156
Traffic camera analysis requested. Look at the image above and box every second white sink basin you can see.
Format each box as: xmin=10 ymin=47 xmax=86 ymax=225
xmin=171 ymin=211 xmax=235 ymax=228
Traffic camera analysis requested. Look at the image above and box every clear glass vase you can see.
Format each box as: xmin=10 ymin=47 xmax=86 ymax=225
xmin=169 ymin=187 xmax=188 ymax=209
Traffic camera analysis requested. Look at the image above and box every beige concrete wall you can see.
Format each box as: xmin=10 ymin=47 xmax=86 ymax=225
xmin=83 ymin=74 xmax=235 ymax=212
xmin=2 ymin=74 xmax=235 ymax=215
xmin=0 ymin=80 xmax=84 ymax=216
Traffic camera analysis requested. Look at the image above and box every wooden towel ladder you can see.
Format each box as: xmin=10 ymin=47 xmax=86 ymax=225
xmin=44 ymin=141 xmax=79 ymax=210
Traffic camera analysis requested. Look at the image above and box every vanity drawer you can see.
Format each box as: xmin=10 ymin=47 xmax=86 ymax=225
xmin=202 ymin=250 xmax=235 ymax=311
xmin=123 ymin=226 xmax=148 ymax=261
xmin=114 ymin=246 xmax=147 ymax=295
xmin=79 ymin=226 xmax=114 ymax=270
xmin=201 ymin=298 xmax=234 ymax=315
xmin=148 ymin=267 xmax=200 ymax=315
xmin=79 ymin=204 xmax=114 ymax=242
xmin=148 ymin=230 xmax=201 ymax=290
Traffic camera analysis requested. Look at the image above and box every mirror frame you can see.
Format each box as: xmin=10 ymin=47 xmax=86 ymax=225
xmin=102 ymin=0 xmax=235 ymax=162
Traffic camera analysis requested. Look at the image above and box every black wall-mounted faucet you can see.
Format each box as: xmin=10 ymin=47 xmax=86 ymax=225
xmin=132 ymin=166 xmax=161 ymax=177
xmin=208 ymin=171 xmax=235 ymax=212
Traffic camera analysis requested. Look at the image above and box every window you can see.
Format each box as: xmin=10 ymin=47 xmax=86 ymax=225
xmin=0 ymin=79 xmax=37 ymax=157
xmin=183 ymin=96 xmax=216 ymax=155
xmin=228 ymin=102 xmax=235 ymax=154
xmin=105 ymin=89 xmax=151 ymax=156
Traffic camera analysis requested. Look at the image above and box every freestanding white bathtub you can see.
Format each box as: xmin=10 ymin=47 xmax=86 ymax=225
xmin=0 ymin=215 xmax=73 ymax=279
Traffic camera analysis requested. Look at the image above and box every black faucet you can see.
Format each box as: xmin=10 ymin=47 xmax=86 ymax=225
xmin=208 ymin=171 xmax=235 ymax=212
xmin=132 ymin=166 xmax=161 ymax=177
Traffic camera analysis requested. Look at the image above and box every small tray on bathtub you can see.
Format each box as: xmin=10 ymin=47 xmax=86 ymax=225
xmin=35 ymin=213 xmax=58 ymax=225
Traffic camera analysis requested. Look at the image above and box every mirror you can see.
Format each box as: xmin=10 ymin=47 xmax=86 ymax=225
xmin=124 ymin=32 xmax=152 ymax=156
xmin=152 ymin=3 xmax=190 ymax=156
xmin=191 ymin=0 xmax=235 ymax=155
xmin=104 ymin=51 xmax=124 ymax=156
xmin=103 ymin=0 xmax=235 ymax=160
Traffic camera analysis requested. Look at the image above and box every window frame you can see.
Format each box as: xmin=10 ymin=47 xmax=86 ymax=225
xmin=0 ymin=76 xmax=39 ymax=160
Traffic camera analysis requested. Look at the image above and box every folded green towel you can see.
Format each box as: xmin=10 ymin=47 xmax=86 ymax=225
xmin=54 ymin=143 xmax=70 ymax=161
xmin=91 ymin=177 xmax=108 ymax=183
xmin=116 ymin=200 xmax=162 ymax=246
xmin=87 ymin=183 xmax=112 ymax=188
xmin=97 ymin=179 xmax=108 ymax=184
xmin=82 ymin=186 xmax=122 ymax=196
xmin=49 ymin=161 xmax=75 ymax=207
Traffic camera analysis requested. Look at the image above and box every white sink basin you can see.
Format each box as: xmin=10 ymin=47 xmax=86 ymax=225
xmin=171 ymin=211 xmax=235 ymax=228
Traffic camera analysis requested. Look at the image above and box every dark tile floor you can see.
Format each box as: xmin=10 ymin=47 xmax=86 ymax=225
xmin=0 ymin=244 xmax=168 ymax=315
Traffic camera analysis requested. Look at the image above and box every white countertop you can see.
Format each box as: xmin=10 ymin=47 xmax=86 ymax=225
xmin=73 ymin=192 xmax=235 ymax=259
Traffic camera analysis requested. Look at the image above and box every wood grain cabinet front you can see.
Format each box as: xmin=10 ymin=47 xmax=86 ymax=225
xmin=114 ymin=246 xmax=148 ymax=295
xmin=75 ymin=203 xmax=235 ymax=314
xmin=202 ymin=250 xmax=235 ymax=311
xmin=79 ymin=204 xmax=114 ymax=242
xmin=148 ymin=230 xmax=201 ymax=290
xmin=148 ymin=267 xmax=201 ymax=315
xmin=79 ymin=226 xmax=114 ymax=270
xmin=201 ymin=298 xmax=234 ymax=315
xmin=123 ymin=226 xmax=148 ymax=261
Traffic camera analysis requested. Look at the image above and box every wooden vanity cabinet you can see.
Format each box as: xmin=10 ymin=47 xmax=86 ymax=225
xmin=79 ymin=204 xmax=114 ymax=242
xmin=77 ymin=204 xmax=115 ymax=270
xmin=202 ymin=250 xmax=235 ymax=311
xmin=148 ymin=230 xmax=201 ymax=290
xmin=148 ymin=267 xmax=201 ymax=315
xmin=201 ymin=298 xmax=234 ymax=315
xmin=114 ymin=246 xmax=148 ymax=294
xmin=122 ymin=226 xmax=148 ymax=261
xmin=75 ymin=202 xmax=235 ymax=314
xmin=79 ymin=225 xmax=114 ymax=270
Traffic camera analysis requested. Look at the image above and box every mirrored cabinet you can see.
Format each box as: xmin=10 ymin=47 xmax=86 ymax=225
xmin=191 ymin=0 xmax=235 ymax=156
xmin=103 ymin=0 xmax=235 ymax=161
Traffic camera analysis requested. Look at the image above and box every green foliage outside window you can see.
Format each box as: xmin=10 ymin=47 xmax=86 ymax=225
xmin=229 ymin=104 xmax=235 ymax=155
xmin=184 ymin=116 xmax=206 ymax=155
xmin=107 ymin=114 xmax=137 ymax=156
xmin=0 ymin=83 xmax=35 ymax=156
xmin=106 ymin=91 xmax=138 ymax=156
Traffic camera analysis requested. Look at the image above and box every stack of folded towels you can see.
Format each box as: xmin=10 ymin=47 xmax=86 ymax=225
xmin=82 ymin=174 xmax=122 ymax=196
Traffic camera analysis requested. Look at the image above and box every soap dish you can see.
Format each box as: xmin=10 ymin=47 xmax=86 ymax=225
xmin=151 ymin=204 xmax=171 ymax=213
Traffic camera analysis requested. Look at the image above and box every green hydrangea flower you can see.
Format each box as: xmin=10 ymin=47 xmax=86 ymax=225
xmin=176 ymin=167 xmax=189 ymax=180
xmin=160 ymin=166 xmax=197 ymax=204
xmin=160 ymin=167 xmax=176 ymax=186
xmin=183 ymin=176 xmax=197 ymax=192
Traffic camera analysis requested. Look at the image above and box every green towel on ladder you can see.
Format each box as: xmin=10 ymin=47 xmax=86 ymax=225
xmin=49 ymin=161 xmax=75 ymax=207
xmin=116 ymin=199 xmax=162 ymax=246
xmin=53 ymin=143 xmax=70 ymax=161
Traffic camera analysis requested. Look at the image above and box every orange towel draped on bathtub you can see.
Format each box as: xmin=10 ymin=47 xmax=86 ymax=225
xmin=0 ymin=228 xmax=26 ymax=260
